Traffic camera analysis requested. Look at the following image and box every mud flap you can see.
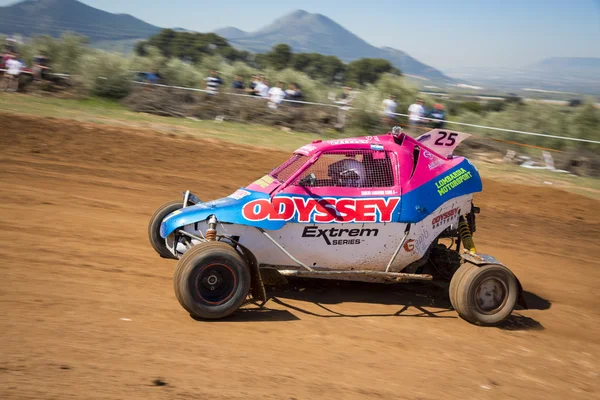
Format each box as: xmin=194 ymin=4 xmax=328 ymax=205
xmin=460 ymin=252 xmax=527 ymax=309
xmin=235 ymin=243 xmax=268 ymax=305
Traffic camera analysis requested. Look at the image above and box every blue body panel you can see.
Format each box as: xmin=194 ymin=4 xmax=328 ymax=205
xmin=160 ymin=190 xmax=286 ymax=237
xmin=399 ymin=159 xmax=482 ymax=223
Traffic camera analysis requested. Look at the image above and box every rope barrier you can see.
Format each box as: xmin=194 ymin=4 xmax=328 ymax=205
xmin=387 ymin=112 xmax=600 ymax=144
xmin=2 ymin=72 xmax=599 ymax=145
xmin=134 ymin=81 xmax=600 ymax=144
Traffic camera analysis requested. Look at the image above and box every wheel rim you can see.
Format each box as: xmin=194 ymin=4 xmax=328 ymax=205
xmin=473 ymin=277 xmax=508 ymax=314
xmin=194 ymin=263 xmax=237 ymax=305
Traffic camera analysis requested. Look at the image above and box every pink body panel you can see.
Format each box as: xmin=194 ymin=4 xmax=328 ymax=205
xmin=245 ymin=131 xmax=465 ymax=196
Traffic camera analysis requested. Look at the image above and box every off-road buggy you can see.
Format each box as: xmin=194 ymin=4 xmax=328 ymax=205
xmin=149 ymin=128 xmax=525 ymax=325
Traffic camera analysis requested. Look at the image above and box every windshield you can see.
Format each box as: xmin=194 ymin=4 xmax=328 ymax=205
xmin=269 ymin=154 xmax=307 ymax=182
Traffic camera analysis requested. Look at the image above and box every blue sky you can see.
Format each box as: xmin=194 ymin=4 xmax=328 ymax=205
xmin=2 ymin=0 xmax=599 ymax=70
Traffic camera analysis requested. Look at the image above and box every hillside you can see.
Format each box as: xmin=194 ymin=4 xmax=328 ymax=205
xmin=215 ymin=10 xmax=453 ymax=82
xmin=0 ymin=0 xmax=161 ymax=41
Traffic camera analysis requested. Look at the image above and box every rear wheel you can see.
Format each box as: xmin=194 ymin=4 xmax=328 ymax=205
xmin=174 ymin=241 xmax=250 ymax=319
xmin=449 ymin=263 xmax=518 ymax=326
xmin=148 ymin=200 xmax=183 ymax=259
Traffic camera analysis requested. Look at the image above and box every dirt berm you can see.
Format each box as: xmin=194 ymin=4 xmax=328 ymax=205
xmin=1 ymin=113 xmax=599 ymax=399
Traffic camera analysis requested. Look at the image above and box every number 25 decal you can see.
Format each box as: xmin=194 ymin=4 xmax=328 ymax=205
xmin=434 ymin=131 xmax=458 ymax=146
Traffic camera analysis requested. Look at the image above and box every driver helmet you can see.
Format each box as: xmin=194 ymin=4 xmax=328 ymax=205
xmin=328 ymin=158 xmax=366 ymax=187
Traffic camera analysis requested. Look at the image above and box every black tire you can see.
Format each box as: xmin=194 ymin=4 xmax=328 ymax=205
xmin=148 ymin=200 xmax=183 ymax=259
xmin=448 ymin=262 xmax=476 ymax=307
xmin=173 ymin=241 xmax=250 ymax=320
xmin=450 ymin=263 xmax=518 ymax=326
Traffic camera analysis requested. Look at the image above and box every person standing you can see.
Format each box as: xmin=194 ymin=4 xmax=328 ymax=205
xmin=32 ymin=50 xmax=50 ymax=82
xmin=3 ymin=53 xmax=23 ymax=92
xmin=204 ymin=69 xmax=223 ymax=94
xmin=408 ymin=99 xmax=425 ymax=133
xmin=429 ymin=103 xmax=446 ymax=128
xmin=381 ymin=94 xmax=398 ymax=126
xmin=334 ymin=86 xmax=355 ymax=131
xmin=267 ymin=81 xmax=286 ymax=109
xmin=232 ymin=75 xmax=245 ymax=90
xmin=254 ymin=77 xmax=269 ymax=98
xmin=285 ymin=82 xmax=303 ymax=106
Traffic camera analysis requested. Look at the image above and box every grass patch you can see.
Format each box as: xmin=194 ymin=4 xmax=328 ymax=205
xmin=0 ymin=93 xmax=344 ymax=151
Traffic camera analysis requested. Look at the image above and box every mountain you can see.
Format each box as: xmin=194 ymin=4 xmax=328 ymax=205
xmin=213 ymin=27 xmax=248 ymax=39
xmin=0 ymin=0 xmax=161 ymax=41
xmin=214 ymin=10 xmax=452 ymax=82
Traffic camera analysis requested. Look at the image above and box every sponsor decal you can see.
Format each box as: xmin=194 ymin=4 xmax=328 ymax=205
xmin=432 ymin=207 xmax=460 ymax=229
xmin=423 ymin=149 xmax=444 ymax=170
xmin=427 ymin=159 xmax=444 ymax=170
xmin=435 ymin=168 xmax=472 ymax=196
xmin=228 ymin=189 xmax=251 ymax=200
xmin=296 ymin=144 xmax=317 ymax=155
xmin=370 ymin=144 xmax=384 ymax=151
xmin=412 ymin=229 xmax=431 ymax=255
xmin=403 ymin=230 xmax=431 ymax=256
xmin=242 ymin=196 xmax=401 ymax=223
xmin=252 ymin=175 xmax=275 ymax=188
xmin=360 ymin=190 xmax=397 ymax=196
xmin=302 ymin=226 xmax=379 ymax=245
xmin=203 ymin=199 xmax=228 ymax=207
xmin=365 ymin=136 xmax=380 ymax=142
xmin=326 ymin=139 xmax=370 ymax=145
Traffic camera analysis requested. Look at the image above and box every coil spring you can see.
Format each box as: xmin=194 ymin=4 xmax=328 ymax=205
xmin=458 ymin=216 xmax=476 ymax=253
xmin=205 ymin=229 xmax=216 ymax=241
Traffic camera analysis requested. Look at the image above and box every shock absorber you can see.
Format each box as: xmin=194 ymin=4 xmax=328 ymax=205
xmin=205 ymin=215 xmax=217 ymax=241
xmin=458 ymin=215 xmax=477 ymax=253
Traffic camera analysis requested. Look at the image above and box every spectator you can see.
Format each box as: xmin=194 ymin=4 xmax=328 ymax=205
xmin=1 ymin=51 xmax=13 ymax=69
xmin=254 ymin=77 xmax=269 ymax=98
xmin=408 ymin=98 xmax=426 ymax=132
xmin=381 ymin=94 xmax=397 ymax=126
xmin=232 ymin=75 xmax=245 ymax=90
xmin=204 ymin=69 xmax=223 ymax=94
xmin=147 ymin=69 xmax=162 ymax=84
xmin=267 ymin=81 xmax=286 ymax=109
xmin=247 ymin=74 xmax=259 ymax=95
xmin=32 ymin=50 xmax=50 ymax=82
xmin=429 ymin=103 xmax=446 ymax=128
xmin=3 ymin=52 xmax=23 ymax=92
xmin=285 ymin=82 xmax=303 ymax=106
xmin=334 ymin=86 xmax=355 ymax=131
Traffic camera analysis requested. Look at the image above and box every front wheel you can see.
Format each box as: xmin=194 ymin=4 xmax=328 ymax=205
xmin=174 ymin=242 xmax=251 ymax=320
xmin=449 ymin=263 xmax=518 ymax=326
xmin=148 ymin=200 xmax=183 ymax=259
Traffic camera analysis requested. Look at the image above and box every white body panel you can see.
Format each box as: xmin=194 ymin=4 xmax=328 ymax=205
xmin=176 ymin=195 xmax=473 ymax=271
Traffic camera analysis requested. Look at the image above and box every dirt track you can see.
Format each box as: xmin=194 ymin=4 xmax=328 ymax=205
xmin=1 ymin=112 xmax=599 ymax=399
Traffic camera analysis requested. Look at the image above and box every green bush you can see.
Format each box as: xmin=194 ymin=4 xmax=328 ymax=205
xmin=459 ymin=101 xmax=484 ymax=114
xmin=160 ymin=58 xmax=204 ymax=88
xmin=18 ymin=33 xmax=89 ymax=75
xmin=81 ymin=52 xmax=133 ymax=99
xmin=264 ymin=68 xmax=328 ymax=102
xmin=451 ymin=101 xmax=600 ymax=152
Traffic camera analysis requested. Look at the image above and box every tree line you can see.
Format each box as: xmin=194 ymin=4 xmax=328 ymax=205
xmin=135 ymin=29 xmax=401 ymax=86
